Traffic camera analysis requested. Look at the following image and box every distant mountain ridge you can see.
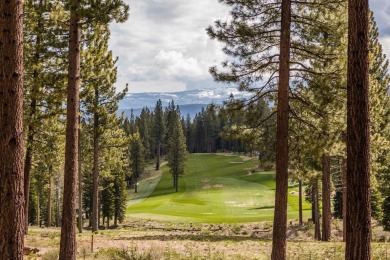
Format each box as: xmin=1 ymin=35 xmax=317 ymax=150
xmin=118 ymin=87 xmax=251 ymax=118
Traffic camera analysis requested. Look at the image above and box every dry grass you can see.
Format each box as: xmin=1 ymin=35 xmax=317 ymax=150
xmin=24 ymin=220 xmax=390 ymax=259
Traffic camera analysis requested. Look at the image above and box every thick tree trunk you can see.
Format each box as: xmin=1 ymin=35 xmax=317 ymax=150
xmin=0 ymin=0 xmax=25 ymax=258
xmin=59 ymin=0 xmax=80 ymax=258
xmin=342 ymin=157 xmax=347 ymax=242
xmin=299 ymin=179 xmax=303 ymax=225
xmin=156 ymin=142 xmax=161 ymax=170
xmin=271 ymin=0 xmax=291 ymax=259
xmin=313 ymin=178 xmax=321 ymax=240
xmin=92 ymin=91 xmax=99 ymax=232
xmin=78 ymin=117 xmax=83 ymax=233
xmin=134 ymin=176 xmax=138 ymax=193
xmin=322 ymin=155 xmax=331 ymax=241
xmin=346 ymin=0 xmax=371 ymax=259
xmin=47 ymin=166 xmax=53 ymax=227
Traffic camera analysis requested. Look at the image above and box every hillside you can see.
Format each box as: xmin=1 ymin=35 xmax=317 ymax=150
xmin=117 ymin=87 xmax=252 ymax=118
xmin=126 ymin=153 xmax=311 ymax=223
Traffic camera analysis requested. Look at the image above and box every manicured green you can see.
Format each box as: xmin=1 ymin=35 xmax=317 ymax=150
xmin=127 ymin=154 xmax=311 ymax=223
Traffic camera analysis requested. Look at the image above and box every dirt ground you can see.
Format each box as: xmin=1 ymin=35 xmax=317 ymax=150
xmin=24 ymin=219 xmax=390 ymax=259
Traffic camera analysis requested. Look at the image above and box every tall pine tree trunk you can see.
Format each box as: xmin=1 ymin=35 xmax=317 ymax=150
xmin=271 ymin=0 xmax=291 ymax=259
xmin=346 ymin=0 xmax=371 ymax=258
xmin=175 ymin=175 xmax=179 ymax=192
xmin=322 ymin=155 xmax=331 ymax=241
xmin=0 ymin=0 xmax=25 ymax=258
xmin=342 ymin=157 xmax=347 ymax=242
xmin=134 ymin=176 xmax=138 ymax=193
xmin=298 ymin=179 xmax=303 ymax=225
xmin=59 ymin=0 xmax=80 ymax=258
xmin=47 ymin=166 xmax=53 ymax=227
xmin=313 ymin=177 xmax=321 ymax=240
xmin=156 ymin=142 xmax=161 ymax=170
xmin=37 ymin=195 xmax=41 ymax=227
xmin=78 ymin=117 xmax=83 ymax=233
xmin=24 ymin=125 xmax=34 ymax=233
xmin=92 ymin=89 xmax=100 ymax=232
xmin=55 ymin=173 xmax=61 ymax=227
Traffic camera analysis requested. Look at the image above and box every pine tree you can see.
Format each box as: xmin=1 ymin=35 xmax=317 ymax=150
xmin=137 ymin=107 xmax=153 ymax=159
xmin=346 ymin=0 xmax=371 ymax=258
xmin=23 ymin=0 xmax=68 ymax=233
xmin=153 ymin=99 xmax=165 ymax=170
xmin=81 ymin=22 xmax=127 ymax=232
xmin=129 ymin=134 xmax=145 ymax=193
xmin=113 ymin=163 xmax=127 ymax=227
xmin=60 ymin=0 xmax=129 ymax=258
xmin=167 ymin=112 xmax=187 ymax=192
xmin=0 ymin=0 xmax=25 ymax=257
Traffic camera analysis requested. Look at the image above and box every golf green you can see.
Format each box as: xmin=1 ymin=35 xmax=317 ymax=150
xmin=127 ymin=153 xmax=311 ymax=223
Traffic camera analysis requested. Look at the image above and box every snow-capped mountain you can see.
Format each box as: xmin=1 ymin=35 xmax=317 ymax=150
xmin=118 ymin=87 xmax=251 ymax=118
xmin=119 ymin=87 xmax=251 ymax=109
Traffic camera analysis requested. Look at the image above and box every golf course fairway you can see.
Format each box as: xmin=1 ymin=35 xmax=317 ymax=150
xmin=127 ymin=153 xmax=311 ymax=223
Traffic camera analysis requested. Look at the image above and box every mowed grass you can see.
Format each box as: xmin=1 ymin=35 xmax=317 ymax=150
xmin=127 ymin=153 xmax=311 ymax=223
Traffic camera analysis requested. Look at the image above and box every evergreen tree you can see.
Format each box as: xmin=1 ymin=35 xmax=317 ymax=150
xmin=167 ymin=112 xmax=187 ymax=192
xmin=23 ymin=0 xmax=68 ymax=233
xmin=136 ymin=107 xmax=153 ymax=159
xmin=113 ymin=162 xmax=127 ymax=226
xmin=129 ymin=133 xmax=145 ymax=193
xmin=345 ymin=0 xmax=370 ymax=258
xmin=153 ymin=99 xmax=165 ymax=170
xmin=0 ymin=0 xmax=25 ymax=257
xmin=60 ymin=0 xmax=128 ymax=257
xmin=81 ymin=22 xmax=127 ymax=232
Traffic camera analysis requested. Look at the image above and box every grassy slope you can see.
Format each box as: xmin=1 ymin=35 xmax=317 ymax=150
xmin=127 ymin=153 xmax=311 ymax=223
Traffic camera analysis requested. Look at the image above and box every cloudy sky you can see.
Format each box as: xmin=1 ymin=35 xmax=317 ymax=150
xmin=109 ymin=0 xmax=390 ymax=93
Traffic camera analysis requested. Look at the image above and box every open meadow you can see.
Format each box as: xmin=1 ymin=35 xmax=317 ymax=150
xmin=24 ymin=154 xmax=390 ymax=259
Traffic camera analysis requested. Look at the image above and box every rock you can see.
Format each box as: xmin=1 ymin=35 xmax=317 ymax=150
xmin=24 ymin=246 xmax=40 ymax=255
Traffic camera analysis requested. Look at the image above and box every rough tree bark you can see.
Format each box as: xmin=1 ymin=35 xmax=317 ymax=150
xmin=271 ymin=0 xmax=291 ymax=259
xmin=55 ymin=172 xmax=61 ymax=227
xmin=342 ymin=157 xmax=347 ymax=242
xmin=156 ymin=142 xmax=161 ymax=170
xmin=298 ymin=179 xmax=303 ymax=225
xmin=346 ymin=0 xmax=371 ymax=258
xmin=0 ymin=0 xmax=25 ymax=258
xmin=313 ymin=177 xmax=321 ymax=240
xmin=322 ymin=155 xmax=331 ymax=241
xmin=78 ymin=116 xmax=83 ymax=233
xmin=92 ymin=88 xmax=99 ymax=232
xmin=47 ymin=166 xmax=53 ymax=227
xmin=59 ymin=0 xmax=80 ymax=258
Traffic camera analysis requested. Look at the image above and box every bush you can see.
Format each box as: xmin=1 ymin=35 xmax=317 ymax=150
xmin=382 ymin=196 xmax=390 ymax=231
xmin=41 ymin=250 xmax=59 ymax=260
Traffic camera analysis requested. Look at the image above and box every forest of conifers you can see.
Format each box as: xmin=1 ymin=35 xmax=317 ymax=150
xmin=0 ymin=0 xmax=388 ymax=259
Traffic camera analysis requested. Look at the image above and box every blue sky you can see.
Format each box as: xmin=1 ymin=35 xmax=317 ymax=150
xmin=109 ymin=0 xmax=390 ymax=93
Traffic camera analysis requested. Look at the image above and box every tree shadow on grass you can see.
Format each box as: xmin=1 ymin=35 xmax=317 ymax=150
xmin=114 ymin=233 xmax=271 ymax=243
xmin=248 ymin=205 xmax=275 ymax=210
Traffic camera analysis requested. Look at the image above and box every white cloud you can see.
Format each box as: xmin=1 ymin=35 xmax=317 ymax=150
xmin=153 ymin=50 xmax=205 ymax=79
xmin=127 ymin=81 xmax=187 ymax=93
xmin=110 ymin=0 xmax=390 ymax=93
xmin=109 ymin=0 xmax=230 ymax=93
